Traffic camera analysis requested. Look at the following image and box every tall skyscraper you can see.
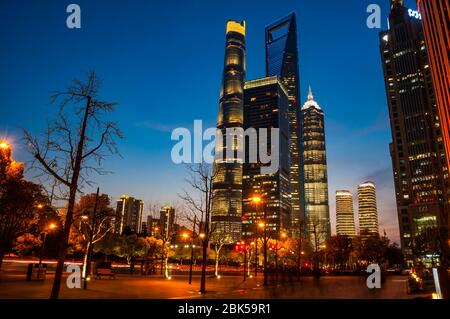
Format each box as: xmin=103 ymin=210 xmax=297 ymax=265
xmin=358 ymin=182 xmax=379 ymax=237
xmin=265 ymin=13 xmax=304 ymax=239
xmin=211 ymin=20 xmax=246 ymax=243
xmin=419 ymin=0 xmax=450 ymax=179
xmin=114 ymin=195 xmax=144 ymax=234
xmin=336 ymin=190 xmax=356 ymax=238
xmin=301 ymin=87 xmax=331 ymax=247
xmin=242 ymin=76 xmax=290 ymax=239
xmin=380 ymin=1 xmax=449 ymax=264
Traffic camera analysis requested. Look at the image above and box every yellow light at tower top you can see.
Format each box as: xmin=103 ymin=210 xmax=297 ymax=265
xmin=226 ymin=20 xmax=246 ymax=36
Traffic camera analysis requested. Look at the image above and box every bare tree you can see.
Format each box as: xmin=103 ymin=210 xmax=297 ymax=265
xmin=210 ymin=231 xmax=230 ymax=277
xmin=72 ymin=193 xmax=115 ymax=279
xmin=179 ymin=163 xmax=217 ymax=294
xmin=23 ymin=71 xmax=122 ymax=299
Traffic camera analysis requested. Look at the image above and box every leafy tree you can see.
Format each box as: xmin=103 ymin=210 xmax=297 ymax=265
xmin=114 ymin=234 xmax=149 ymax=264
xmin=13 ymin=233 xmax=42 ymax=256
xmin=385 ymin=242 xmax=404 ymax=267
xmin=94 ymin=232 xmax=120 ymax=261
xmin=324 ymin=235 xmax=353 ymax=269
xmin=355 ymin=235 xmax=390 ymax=266
xmin=0 ymin=142 xmax=46 ymax=268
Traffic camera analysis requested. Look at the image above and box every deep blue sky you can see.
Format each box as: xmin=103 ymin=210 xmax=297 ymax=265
xmin=0 ymin=0 xmax=419 ymax=243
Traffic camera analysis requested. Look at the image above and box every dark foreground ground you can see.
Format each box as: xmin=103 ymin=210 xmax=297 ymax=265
xmin=0 ymin=262 xmax=430 ymax=299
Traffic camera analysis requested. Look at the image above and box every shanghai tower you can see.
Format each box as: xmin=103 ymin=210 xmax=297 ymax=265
xmin=211 ymin=20 xmax=246 ymax=243
xmin=265 ymin=13 xmax=304 ymax=238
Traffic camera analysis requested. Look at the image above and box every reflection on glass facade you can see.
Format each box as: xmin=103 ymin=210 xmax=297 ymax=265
xmin=242 ymin=76 xmax=290 ymax=239
xmin=265 ymin=13 xmax=304 ymax=239
xmin=380 ymin=2 xmax=449 ymax=264
xmin=301 ymin=87 xmax=330 ymax=248
xmin=212 ymin=20 xmax=246 ymax=244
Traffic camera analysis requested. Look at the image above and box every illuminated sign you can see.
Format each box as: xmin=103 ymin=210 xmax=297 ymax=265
xmin=408 ymin=9 xmax=422 ymax=20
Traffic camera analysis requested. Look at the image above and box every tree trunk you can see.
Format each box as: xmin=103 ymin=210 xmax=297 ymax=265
xmin=164 ymin=256 xmax=169 ymax=279
xmin=82 ymin=242 xmax=90 ymax=279
xmin=215 ymin=250 xmax=219 ymax=277
xmin=200 ymin=239 xmax=207 ymax=293
xmin=50 ymin=96 xmax=91 ymax=299
xmin=0 ymin=250 xmax=4 ymax=271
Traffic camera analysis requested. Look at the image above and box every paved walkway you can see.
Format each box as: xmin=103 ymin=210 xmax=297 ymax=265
xmin=0 ymin=263 xmax=424 ymax=299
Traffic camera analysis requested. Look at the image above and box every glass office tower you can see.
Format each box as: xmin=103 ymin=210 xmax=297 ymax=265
xmin=212 ymin=20 xmax=246 ymax=244
xmin=242 ymin=76 xmax=290 ymax=239
xmin=265 ymin=12 xmax=304 ymax=239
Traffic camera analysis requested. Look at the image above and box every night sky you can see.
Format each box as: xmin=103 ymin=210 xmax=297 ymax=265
xmin=0 ymin=0 xmax=420 ymax=243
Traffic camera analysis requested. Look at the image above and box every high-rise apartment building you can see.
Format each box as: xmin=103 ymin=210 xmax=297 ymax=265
xmin=301 ymin=87 xmax=331 ymax=247
xmin=358 ymin=182 xmax=379 ymax=237
xmin=114 ymin=195 xmax=144 ymax=234
xmin=211 ymin=20 xmax=246 ymax=243
xmin=242 ymin=76 xmax=290 ymax=239
xmin=160 ymin=205 xmax=175 ymax=239
xmin=380 ymin=1 xmax=448 ymax=263
xmin=265 ymin=13 xmax=304 ymax=239
xmin=336 ymin=190 xmax=356 ymax=237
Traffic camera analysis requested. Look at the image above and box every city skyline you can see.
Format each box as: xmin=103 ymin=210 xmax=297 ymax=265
xmin=0 ymin=0 xmax=426 ymax=243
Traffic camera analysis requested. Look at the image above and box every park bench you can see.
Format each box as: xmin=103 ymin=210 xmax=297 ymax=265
xmin=96 ymin=268 xmax=115 ymax=279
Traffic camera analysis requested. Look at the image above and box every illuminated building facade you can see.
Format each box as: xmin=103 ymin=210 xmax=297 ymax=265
xmin=114 ymin=195 xmax=144 ymax=234
xmin=242 ymin=76 xmax=290 ymax=239
xmin=212 ymin=20 xmax=246 ymax=243
xmin=357 ymin=182 xmax=379 ymax=237
xmin=265 ymin=13 xmax=304 ymax=239
xmin=160 ymin=205 xmax=175 ymax=239
xmin=301 ymin=87 xmax=331 ymax=247
xmin=380 ymin=1 xmax=449 ymax=264
xmin=418 ymin=0 xmax=450 ymax=236
xmin=336 ymin=190 xmax=356 ymax=238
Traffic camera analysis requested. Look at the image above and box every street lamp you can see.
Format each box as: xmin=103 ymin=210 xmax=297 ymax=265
xmin=251 ymin=196 xmax=261 ymax=278
xmin=189 ymin=215 xmax=197 ymax=285
xmin=0 ymin=141 xmax=10 ymax=149
xmin=253 ymin=196 xmax=268 ymax=287
xmin=38 ymin=222 xmax=57 ymax=279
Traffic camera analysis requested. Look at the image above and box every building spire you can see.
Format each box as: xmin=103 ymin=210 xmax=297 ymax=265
xmin=308 ymin=85 xmax=314 ymax=101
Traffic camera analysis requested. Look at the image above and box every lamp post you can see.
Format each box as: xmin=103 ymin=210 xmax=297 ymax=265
xmin=251 ymin=241 xmax=257 ymax=277
xmin=252 ymin=197 xmax=260 ymax=277
xmin=38 ymin=222 xmax=57 ymax=278
xmin=257 ymin=208 xmax=268 ymax=286
xmin=189 ymin=216 xmax=196 ymax=284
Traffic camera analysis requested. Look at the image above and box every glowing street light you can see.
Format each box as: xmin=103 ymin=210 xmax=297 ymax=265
xmin=0 ymin=141 xmax=10 ymax=149
xmin=199 ymin=233 xmax=206 ymax=239
xmin=252 ymin=196 xmax=262 ymax=204
xmin=181 ymin=232 xmax=189 ymax=240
